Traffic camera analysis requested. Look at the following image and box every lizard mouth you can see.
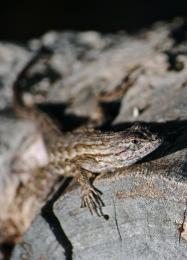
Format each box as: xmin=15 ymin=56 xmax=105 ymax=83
xmin=138 ymin=136 xmax=163 ymax=160
xmin=124 ymin=136 xmax=163 ymax=167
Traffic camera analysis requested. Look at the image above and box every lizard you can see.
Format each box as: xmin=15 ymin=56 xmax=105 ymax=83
xmin=13 ymin=51 xmax=163 ymax=217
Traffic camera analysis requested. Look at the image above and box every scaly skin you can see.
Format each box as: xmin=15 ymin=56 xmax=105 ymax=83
xmin=13 ymin=52 xmax=163 ymax=217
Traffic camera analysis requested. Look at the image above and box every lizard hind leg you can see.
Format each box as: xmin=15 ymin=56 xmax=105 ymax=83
xmin=76 ymin=168 xmax=105 ymax=217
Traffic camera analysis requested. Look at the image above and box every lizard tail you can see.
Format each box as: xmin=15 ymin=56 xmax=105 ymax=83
xmin=13 ymin=48 xmax=61 ymax=139
xmin=13 ymin=51 xmax=39 ymax=118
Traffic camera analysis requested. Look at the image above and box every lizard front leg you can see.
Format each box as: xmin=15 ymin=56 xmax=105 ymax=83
xmin=76 ymin=168 xmax=105 ymax=217
xmin=47 ymin=153 xmax=106 ymax=217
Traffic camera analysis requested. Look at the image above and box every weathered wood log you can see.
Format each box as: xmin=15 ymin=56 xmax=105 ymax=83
xmin=0 ymin=18 xmax=187 ymax=259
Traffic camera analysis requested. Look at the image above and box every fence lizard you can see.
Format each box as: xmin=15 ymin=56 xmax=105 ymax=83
xmin=13 ymin=51 xmax=163 ymax=217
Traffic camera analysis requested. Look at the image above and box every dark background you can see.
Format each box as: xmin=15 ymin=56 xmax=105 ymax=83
xmin=1 ymin=0 xmax=187 ymax=41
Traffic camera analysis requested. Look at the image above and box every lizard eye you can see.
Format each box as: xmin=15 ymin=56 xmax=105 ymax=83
xmin=132 ymin=139 xmax=138 ymax=144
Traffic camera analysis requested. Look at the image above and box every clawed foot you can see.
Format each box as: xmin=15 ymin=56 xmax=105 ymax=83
xmin=80 ymin=184 xmax=105 ymax=217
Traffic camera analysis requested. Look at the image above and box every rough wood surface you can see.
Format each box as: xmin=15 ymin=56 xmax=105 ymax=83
xmin=0 ymin=18 xmax=187 ymax=259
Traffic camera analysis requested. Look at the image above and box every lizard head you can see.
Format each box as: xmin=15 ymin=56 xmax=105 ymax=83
xmin=118 ymin=124 xmax=163 ymax=166
xmin=79 ymin=124 xmax=163 ymax=173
